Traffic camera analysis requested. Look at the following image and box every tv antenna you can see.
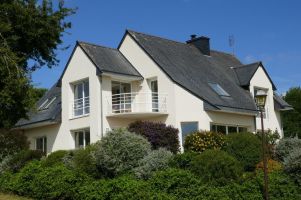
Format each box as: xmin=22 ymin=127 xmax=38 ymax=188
xmin=229 ymin=35 xmax=235 ymax=56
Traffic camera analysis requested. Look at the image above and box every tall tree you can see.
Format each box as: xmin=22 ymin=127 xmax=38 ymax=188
xmin=0 ymin=0 xmax=75 ymax=128
xmin=282 ymin=87 xmax=301 ymax=138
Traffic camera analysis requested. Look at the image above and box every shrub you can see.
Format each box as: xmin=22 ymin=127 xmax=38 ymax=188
xmin=190 ymin=150 xmax=243 ymax=185
xmin=72 ymin=145 xmax=98 ymax=178
xmin=149 ymin=168 xmax=202 ymax=199
xmin=256 ymin=171 xmax=301 ymax=199
xmin=256 ymin=159 xmax=283 ymax=173
xmin=283 ymin=149 xmax=301 ymax=185
xmin=168 ymin=151 xmax=199 ymax=169
xmin=275 ymin=137 xmax=301 ymax=161
xmin=128 ymin=121 xmax=180 ymax=153
xmin=184 ymin=131 xmax=225 ymax=153
xmin=0 ymin=150 xmax=44 ymax=173
xmin=94 ymin=128 xmax=151 ymax=177
xmin=42 ymin=150 xmax=69 ymax=167
xmin=0 ymin=130 xmax=29 ymax=162
xmin=11 ymin=161 xmax=89 ymax=200
xmin=134 ymin=148 xmax=173 ymax=179
xmin=224 ymin=132 xmax=262 ymax=171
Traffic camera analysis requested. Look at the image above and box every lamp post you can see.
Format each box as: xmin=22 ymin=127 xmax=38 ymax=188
xmin=255 ymin=90 xmax=269 ymax=200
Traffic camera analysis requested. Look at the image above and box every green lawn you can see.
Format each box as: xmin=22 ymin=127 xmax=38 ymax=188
xmin=0 ymin=193 xmax=31 ymax=200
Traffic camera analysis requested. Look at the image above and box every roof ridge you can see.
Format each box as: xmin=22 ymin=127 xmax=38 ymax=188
xmin=127 ymin=29 xmax=188 ymax=46
xmin=77 ymin=40 xmax=118 ymax=51
xmin=232 ymin=61 xmax=261 ymax=69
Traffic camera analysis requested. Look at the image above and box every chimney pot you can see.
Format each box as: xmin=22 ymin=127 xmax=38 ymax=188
xmin=186 ymin=35 xmax=210 ymax=56
xmin=190 ymin=34 xmax=197 ymax=40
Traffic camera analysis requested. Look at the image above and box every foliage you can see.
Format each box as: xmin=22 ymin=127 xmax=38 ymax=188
xmin=256 ymin=159 xmax=283 ymax=173
xmin=134 ymin=148 xmax=173 ymax=179
xmin=74 ymin=175 xmax=174 ymax=200
xmin=0 ymin=0 xmax=75 ymax=128
xmin=256 ymin=171 xmax=301 ymax=199
xmin=256 ymin=130 xmax=280 ymax=158
xmin=31 ymin=87 xmax=48 ymax=103
xmin=283 ymin=149 xmax=301 ymax=185
xmin=224 ymin=132 xmax=262 ymax=171
xmin=149 ymin=168 xmax=202 ymax=199
xmin=128 ymin=121 xmax=180 ymax=154
xmin=282 ymin=87 xmax=301 ymax=138
xmin=41 ymin=150 xmax=69 ymax=167
xmin=168 ymin=151 xmax=199 ymax=170
xmin=0 ymin=130 xmax=29 ymax=162
xmin=275 ymin=137 xmax=301 ymax=161
xmin=190 ymin=150 xmax=243 ymax=185
xmin=10 ymin=161 xmax=89 ymax=200
xmin=0 ymin=150 xmax=44 ymax=174
xmin=184 ymin=131 xmax=225 ymax=153
xmin=94 ymin=128 xmax=151 ymax=177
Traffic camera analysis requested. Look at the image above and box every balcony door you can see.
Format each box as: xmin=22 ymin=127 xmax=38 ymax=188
xmin=74 ymin=80 xmax=89 ymax=117
xmin=150 ymin=80 xmax=158 ymax=112
xmin=111 ymin=81 xmax=131 ymax=113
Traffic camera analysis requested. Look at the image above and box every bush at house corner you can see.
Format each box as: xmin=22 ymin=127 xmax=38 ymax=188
xmin=128 ymin=121 xmax=180 ymax=154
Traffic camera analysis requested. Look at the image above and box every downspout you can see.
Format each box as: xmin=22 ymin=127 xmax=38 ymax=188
xmin=100 ymin=76 xmax=104 ymax=138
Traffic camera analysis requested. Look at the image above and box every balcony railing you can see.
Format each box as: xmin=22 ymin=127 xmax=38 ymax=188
xmin=71 ymin=96 xmax=90 ymax=118
xmin=107 ymin=92 xmax=167 ymax=115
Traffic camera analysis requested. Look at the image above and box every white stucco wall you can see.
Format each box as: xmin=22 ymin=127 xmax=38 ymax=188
xmin=250 ymin=66 xmax=283 ymax=136
xmin=24 ymin=124 xmax=60 ymax=153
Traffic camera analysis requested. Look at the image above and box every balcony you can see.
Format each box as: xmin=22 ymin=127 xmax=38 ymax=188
xmin=106 ymin=92 xmax=168 ymax=118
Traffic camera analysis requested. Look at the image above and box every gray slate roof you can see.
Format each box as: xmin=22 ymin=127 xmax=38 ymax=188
xmin=233 ymin=62 xmax=277 ymax=90
xmin=126 ymin=30 xmax=258 ymax=113
xmin=274 ymin=93 xmax=293 ymax=111
xmin=78 ymin=41 xmax=142 ymax=77
xmin=15 ymin=84 xmax=61 ymax=127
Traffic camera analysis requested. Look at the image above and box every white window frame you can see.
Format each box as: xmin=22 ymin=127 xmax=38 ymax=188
xmin=35 ymin=136 xmax=47 ymax=153
xmin=72 ymin=79 xmax=90 ymax=118
xmin=74 ymin=129 xmax=90 ymax=149
xmin=210 ymin=123 xmax=248 ymax=134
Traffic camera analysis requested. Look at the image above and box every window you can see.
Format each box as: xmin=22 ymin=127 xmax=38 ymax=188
xmin=73 ymin=80 xmax=89 ymax=117
xmin=74 ymin=129 xmax=90 ymax=149
xmin=36 ymin=137 xmax=47 ymax=153
xmin=211 ymin=123 xmax=248 ymax=134
xmin=111 ymin=81 xmax=131 ymax=113
xmin=181 ymin=122 xmax=199 ymax=143
xmin=208 ymin=83 xmax=230 ymax=97
xmin=150 ymin=79 xmax=159 ymax=112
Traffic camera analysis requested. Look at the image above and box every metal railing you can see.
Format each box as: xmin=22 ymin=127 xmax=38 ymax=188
xmin=107 ymin=92 xmax=167 ymax=114
xmin=72 ymin=96 xmax=90 ymax=117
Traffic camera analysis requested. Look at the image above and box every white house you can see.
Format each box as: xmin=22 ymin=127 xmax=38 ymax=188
xmin=15 ymin=30 xmax=292 ymax=153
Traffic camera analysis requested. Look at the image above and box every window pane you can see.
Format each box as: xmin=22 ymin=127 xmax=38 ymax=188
xmin=36 ymin=138 xmax=43 ymax=151
xmin=78 ymin=131 xmax=84 ymax=148
xmin=209 ymin=83 xmax=230 ymax=96
xmin=210 ymin=124 xmax=217 ymax=132
xmin=181 ymin=122 xmax=198 ymax=143
xmin=84 ymin=81 xmax=89 ymax=97
xmin=85 ymin=131 xmax=90 ymax=146
xmin=216 ymin=125 xmax=227 ymax=134
xmin=228 ymin=126 xmax=237 ymax=134
xmin=238 ymin=127 xmax=248 ymax=133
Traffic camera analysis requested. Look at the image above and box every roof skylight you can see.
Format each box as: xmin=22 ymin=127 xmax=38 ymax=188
xmin=38 ymin=97 xmax=56 ymax=110
xmin=208 ymin=83 xmax=230 ymax=97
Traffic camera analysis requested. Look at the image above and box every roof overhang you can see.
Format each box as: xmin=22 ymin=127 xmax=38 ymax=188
xmin=14 ymin=120 xmax=58 ymax=130
xmin=100 ymin=71 xmax=143 ymax=82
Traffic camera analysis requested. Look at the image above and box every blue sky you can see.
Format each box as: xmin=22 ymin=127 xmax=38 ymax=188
xmin=32 ymin=0 xmax=301 ymax=94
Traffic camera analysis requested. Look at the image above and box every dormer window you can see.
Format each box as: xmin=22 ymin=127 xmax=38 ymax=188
xmin=208 ymin=83 xmax=230 ymax=97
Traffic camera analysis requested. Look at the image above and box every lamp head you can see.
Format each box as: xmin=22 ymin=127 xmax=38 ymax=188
xmin=255 ymin=89 xmax=267 ymax=109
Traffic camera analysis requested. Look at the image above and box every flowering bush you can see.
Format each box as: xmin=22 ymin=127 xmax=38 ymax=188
xmin=275 ymin=137 xmax=301 ymax=161
xmin=184 ymin=131 xmax=225 ymax=153
xmin=128 ymin=121 xmax=180 ymax=153
xmin=283 ymin=149 xmax=301 ymax=185
xmin=256 ymin=159 xmax=283 ymax=173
